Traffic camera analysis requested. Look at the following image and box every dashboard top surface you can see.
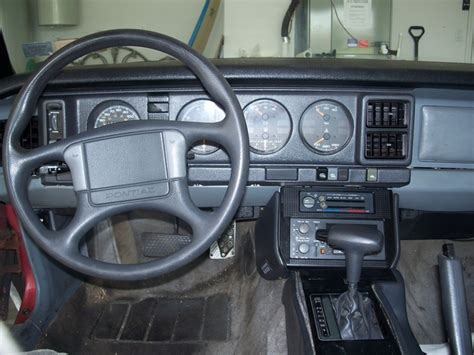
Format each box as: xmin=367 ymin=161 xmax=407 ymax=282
xmin=0 ymin=59 xmax=472 ymax=212
xmin=1 ymin=58 xmax=474 ymax=97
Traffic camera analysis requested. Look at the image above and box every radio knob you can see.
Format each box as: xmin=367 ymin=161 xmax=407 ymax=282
xmin=298 ymin=243 xmax=310 ymax=254
xmin=303 ymin=196 xmax=315 ymax=208
xmin=299 ymin=223 xmax=310 ymax=234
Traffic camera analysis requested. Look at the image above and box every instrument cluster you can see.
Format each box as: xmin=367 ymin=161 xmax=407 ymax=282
xmin=176 ymin=98 xmax=353 ymax=156
xmin=88 ymin=97 xmax=354 ymax=156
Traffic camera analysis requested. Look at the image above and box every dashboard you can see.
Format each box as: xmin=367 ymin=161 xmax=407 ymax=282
xmin=0 ymin=59 xmax=473 ymax=212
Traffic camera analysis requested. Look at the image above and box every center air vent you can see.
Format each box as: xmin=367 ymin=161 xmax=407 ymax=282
xmin=361 ymin=96 xmax=412 ymax=164
xmin=366 ymin=132 xmax=407 ymax=159
xmin=366 ymin=101 xmax=408 ymax=128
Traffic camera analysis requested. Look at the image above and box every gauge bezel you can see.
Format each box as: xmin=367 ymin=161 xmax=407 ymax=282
xmin=243 ymin=98 xmax=293 ymax=155
xmin=177 ymin=98 xmax=225 ymax=155
xmin=88 ymin=100 xmax=140 ymax=130
xmin=299 ymin=99 xmax=354 ymax=155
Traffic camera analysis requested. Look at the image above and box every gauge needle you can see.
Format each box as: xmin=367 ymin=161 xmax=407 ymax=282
xmin=316 ymin=108 xmax=324 ymax=116
xmin=314 ymin=137 xmax=325 ymax=146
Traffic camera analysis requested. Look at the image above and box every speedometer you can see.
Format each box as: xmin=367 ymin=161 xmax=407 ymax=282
xmin=299 ymin=100 xmax=353 ymax=154
xmin=243 ymin=99 xmax=292 ymax=154
xmin=90 ymin=101 xmax=140 ymax=128
xmin=177 ymin=99 xmax=225 ymax=154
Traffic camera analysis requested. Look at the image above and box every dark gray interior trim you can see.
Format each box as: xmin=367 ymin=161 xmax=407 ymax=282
xmin=2 ymin=58 xmax=474 ymax=99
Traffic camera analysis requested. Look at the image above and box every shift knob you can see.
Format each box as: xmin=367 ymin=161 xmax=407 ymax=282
xmin=317 ymin=225 xmax=383 ymax=286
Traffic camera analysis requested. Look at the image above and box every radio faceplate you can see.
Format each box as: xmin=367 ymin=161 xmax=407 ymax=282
xmin=299 ymin=191 xmax=374 ymax=214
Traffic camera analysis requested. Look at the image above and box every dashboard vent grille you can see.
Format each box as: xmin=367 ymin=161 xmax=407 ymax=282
xmin=366 ymin=101 xmax=408 ymax=128
xmin=0 ymin=118 xmax=41 ymax=164
xmin=364 ymin=98 xmax=411 ymax=161
xmin=366 ymin=132 xmax=407 ymax=159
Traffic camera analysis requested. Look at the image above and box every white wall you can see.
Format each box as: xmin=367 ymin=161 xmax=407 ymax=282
xmin=1 ymin=0 xmax=473 ymax=71
xmin=28 ymin=0 xmax=206 ymax=62
xmin=220 ymin=0 xmax=474 ymax=63
xmin=391 ymin=0 xmax=472 ymax=63
xmin=223 ymin=0 xmax=290 ymax=58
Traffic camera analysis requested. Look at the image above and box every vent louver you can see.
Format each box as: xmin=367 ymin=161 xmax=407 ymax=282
xmin=364 ymin=99 xmax=410 ymax=161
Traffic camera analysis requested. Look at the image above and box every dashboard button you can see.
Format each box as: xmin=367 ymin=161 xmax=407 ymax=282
xmin=367 ymin=168 xmax=378 ymax=182
xmin=338 ymin=168 xmax=349 ymax=181
xmin=298 ymin=243 xmax=310 ymax=254
xmin=317 ymin=167 xmax=328 ymax=181
xmin=328 ymin=168 xmax=338 ymax=180
xmin=298 ymin=223 xmax=310 ymax=234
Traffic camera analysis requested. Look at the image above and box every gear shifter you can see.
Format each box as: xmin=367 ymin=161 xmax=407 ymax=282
xmin=317 ymin=225 xmax=383 ymax=340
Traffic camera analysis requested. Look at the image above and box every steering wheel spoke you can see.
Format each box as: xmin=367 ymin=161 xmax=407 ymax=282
xmin=149 ymin=178 xmax=213 ymax=238
xmin=60 ymin=192 xmax=103 ymax=252
xmin=13 ymin=141 xmax=66 ymax=177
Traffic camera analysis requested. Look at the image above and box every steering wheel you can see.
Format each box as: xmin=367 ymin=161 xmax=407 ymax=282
xmin=3 ymin=30 xmax=249 ymax=281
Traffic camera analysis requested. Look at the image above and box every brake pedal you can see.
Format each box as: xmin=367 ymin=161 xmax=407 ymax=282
xmin=210 ymin=222 xmax=236 ymax=259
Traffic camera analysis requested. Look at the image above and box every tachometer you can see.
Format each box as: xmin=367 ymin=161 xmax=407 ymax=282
xmin=177 ymin=99 xmax=225 ymax=154
xmin=243 ymin=99 xmax=292 ymax=154
xmin=299 ymin=100 xmax=353 ymax=154
xmin=91 ymin=101 xmax=140 ymax=128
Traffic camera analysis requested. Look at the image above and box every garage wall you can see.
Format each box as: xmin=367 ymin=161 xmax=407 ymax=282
xmin=29 ymin=0 xmax=206 ymax=62
xmin=220 ymin=0 xmax=473 ymax=63
xmin=223 ymin=0 xmax=290 ymax=58
xmin=1 ymin=0 xmax=473 ymax=73
xmin=390 ymin=0 xmax=473 ymax=63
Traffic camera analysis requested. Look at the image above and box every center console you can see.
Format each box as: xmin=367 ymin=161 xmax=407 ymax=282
xmin=255 ymin=186 xmax=422 ymax=355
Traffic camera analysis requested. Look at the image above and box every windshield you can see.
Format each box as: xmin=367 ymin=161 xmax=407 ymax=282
xmin=1 ymin=0 xmax=473 ymax=74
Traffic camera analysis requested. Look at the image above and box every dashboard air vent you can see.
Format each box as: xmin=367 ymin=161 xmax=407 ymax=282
xmin=366 ymin=132 xmax=407 ymax=159
xmin=366 ymin=100 xmax=408 ymax=128
xmin=0 ymin=118 xmax=41 ymax=164
xmin=363 ymin=98 xmax=411 ymax=162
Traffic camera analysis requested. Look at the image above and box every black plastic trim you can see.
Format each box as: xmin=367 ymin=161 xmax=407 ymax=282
xmin=2 ymin=58 xmax=474 ymax=99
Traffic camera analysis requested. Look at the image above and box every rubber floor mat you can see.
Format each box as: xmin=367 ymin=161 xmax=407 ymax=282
xmin=92 ymin=294 xmax=230 ymax=343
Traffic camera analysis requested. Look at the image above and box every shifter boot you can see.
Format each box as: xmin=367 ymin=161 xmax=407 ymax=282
xmin=333 ymin=287 xmax=381 ymax=340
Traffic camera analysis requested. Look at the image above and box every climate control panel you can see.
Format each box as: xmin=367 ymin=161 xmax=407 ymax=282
xmin=289 ymin=218 xmax=385 ymax=261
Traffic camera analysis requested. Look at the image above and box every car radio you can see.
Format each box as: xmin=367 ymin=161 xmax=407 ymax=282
xmin=299 ymin=191 xmax=374 ymax=214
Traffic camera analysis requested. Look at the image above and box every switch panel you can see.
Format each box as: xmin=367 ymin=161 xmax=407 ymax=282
xmin=45 ymin=101 xmax=65 ymax=143
xmin=289 ymin=218 xmax=385 ymax=261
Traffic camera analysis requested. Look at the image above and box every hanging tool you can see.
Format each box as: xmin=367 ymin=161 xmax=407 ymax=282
xmin=408 ymin=26 xmax=425 ymax=61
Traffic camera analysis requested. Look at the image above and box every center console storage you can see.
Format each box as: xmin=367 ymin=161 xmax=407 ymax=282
xmin=255 ymin=186 xmax=422 ymax=354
